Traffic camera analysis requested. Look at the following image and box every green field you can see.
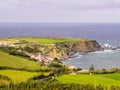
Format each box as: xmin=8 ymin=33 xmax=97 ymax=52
xmin=0 ymin=70 xmax=39 ymax=83
xmin=16 ymin=37 xmax=83 ymax=44
xmin=56 ymin=74 xmax=120 ymax=87
xmin=0 ymin=51 xmax=41 ymax=71
xmin=0 ymin=37 xmax=84 ymax=44
xmin=99 ymin=73 xmax=120 ymax=81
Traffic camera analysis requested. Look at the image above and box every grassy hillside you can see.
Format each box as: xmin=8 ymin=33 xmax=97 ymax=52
xmin=0 ymin=51 xmax=41 ymax=71
xmin=56 ymin=74 xmax=120 ymax=87
xmin=0 ymin=70 xmax=39 ymax=83
xmin=0 ymin=37 xmax=84 ymax=44
xmin=16 ymin=37 xmax=82 ymax=44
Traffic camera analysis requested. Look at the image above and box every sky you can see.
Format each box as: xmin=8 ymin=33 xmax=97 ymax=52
xmin=0 ymin=0 xmax=120 ymax=23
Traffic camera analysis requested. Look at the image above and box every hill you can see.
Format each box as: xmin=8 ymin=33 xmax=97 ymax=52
xmin=0 ymin=37 xmax=101 ymax=59
xmin=0 ymin=51 xmax=41 ymax=71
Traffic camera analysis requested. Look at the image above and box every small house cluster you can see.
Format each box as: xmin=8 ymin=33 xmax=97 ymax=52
xmin=0 ymin=41 xmax=16 ymax=47
xmin=0 ymin=42 xmax=10 ymax=46
xmin=30 ymin=53 xmax=54 ymax=64
xmin=68 ymin=65 xmax=77 ymax=69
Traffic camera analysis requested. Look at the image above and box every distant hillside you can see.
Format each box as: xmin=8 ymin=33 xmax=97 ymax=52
xmin=0 ymin=37 xmax=101 ymax=59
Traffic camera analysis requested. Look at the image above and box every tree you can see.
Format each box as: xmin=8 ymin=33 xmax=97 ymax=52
xmin=40 ymin=60 xmax=45 ymax=66
xmin=89 ymin=64 xmax=94 ymax=71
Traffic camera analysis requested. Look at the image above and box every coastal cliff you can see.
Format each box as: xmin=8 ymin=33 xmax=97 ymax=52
xmin=0 ymin=37 xmax=101 ymax=59
xmin=42 ymin=40 xmax=101 ymax=59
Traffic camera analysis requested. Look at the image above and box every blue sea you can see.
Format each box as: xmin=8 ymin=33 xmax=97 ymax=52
xmin=0 ymin=23 xmax=120 ymax=69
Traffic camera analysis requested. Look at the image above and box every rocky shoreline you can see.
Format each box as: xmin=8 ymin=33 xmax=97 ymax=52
xmin=63 ymin=43 xmax=120 ymax=61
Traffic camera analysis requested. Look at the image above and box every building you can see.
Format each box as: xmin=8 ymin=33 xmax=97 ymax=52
xmin=30 ymin=53 xmax=54 ymax=63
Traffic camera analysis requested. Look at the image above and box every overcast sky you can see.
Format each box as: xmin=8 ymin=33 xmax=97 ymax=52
xmin=0 ymin=0 xmax=120 ymax=23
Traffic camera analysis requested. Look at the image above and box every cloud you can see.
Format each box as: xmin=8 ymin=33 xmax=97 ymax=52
xmin=51 ymin=0 xmax=120 ymax=10
xmin=0 ymin=0 xmax=120 ymax=23
xmin=1 ymin=0 xmax=120 ymax=10
xmin=20 ymin=0 xmax=120 ymax=10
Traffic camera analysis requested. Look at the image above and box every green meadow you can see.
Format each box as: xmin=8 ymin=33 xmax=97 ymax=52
xmin=0 ymin=51 xmax=41 ymax=71
xmin=0 ymin=51 xmax=51 ymax=84
xmin=99 ymin=73 xmax=120 ymax=81
xmin=0 ymin=70 xmax=39 ymax=83
xmin=16 ymin=37 xmax=83 ymax=44
xmin=56 ymin=74 xmax=120 ymax=87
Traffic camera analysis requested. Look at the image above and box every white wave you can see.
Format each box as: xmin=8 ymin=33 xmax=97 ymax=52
xmin=68 ymin=58 xmax=72 ymax=60
xmin=76 ymin=55 xmax=83 ymax=58
xmin=68 ymin=54 xmax=83 ymax=60
xmin=116 ymin=48 xmax=120 ymax=51
xmin=92 ymin=50 xmax=113 ymax=54
xmin=104 ymin=50 xmax=113 ymax=52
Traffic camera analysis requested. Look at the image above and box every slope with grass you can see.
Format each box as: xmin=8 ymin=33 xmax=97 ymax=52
xmin=15 ymin=37 xmax=82 ymax=44
xmin=0 ymin=70 xmax=39 ymax=83
xmin=1 ymin=37 xmax=81 ymax=44
xmin=56 ymin=74 xmax=120 ymax=87
xmin=0 ymin=51 xmax=41 ymax=71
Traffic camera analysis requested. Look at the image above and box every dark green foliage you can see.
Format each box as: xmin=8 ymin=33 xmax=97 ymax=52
xmin=9 ymin=51 xmax=30 ymax=58
xmin=111 ymin=68 xmax=120 ymax=73
xmin=32 ymin=74 xmax=47 ymax=80
xmin=0 ymin=46 xmax=30 ymax=59
xmin=31 ymin=72 xmax=54 ymax=81
xmin=24 ymin=46 xmax=40 ymax=53
xmin=1 ymin=81 xmax=120 ymax=90
xmin=96 ymin=85 xmax=105 ymax=90
xmin=89 ymin=64 xmax=95 ymax=71
xmin=110 ymin=86 xmax=120 ymax=90
xmin=0 ymin=46 xmax=16 ymax=53
xmin=40 ymin=60 xmax=45 ymax=66
xmin=48 ymin=59 xmax=63 ymax=68
xmin=90 ymin=69 xmax=116 ymax=74
xmin=18 ymin=40 xmax=28 ymax=44
xmin=0 ymin=75 xmax=12 ymax=82
xmin=73 ymin=68 xmax=82 ymax=72
xmin=48 ymin=59 xmax=71 ymax=76
xmin=0 ymin=66 xmax=51 ymax=72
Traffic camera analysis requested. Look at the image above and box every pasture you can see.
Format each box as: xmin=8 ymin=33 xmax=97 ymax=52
xmin=0 ymin=51 xmax=41 ymax=71
xmin=56 ymin=73 xmax=120 ymax=87
xmin=0 ymin=70 xmax=39 ymax=83
xmin=16 ymin=37 xmax=82 ymax=44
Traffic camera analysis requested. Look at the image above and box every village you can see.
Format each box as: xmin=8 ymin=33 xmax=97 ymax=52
xmin=0 ymin=40 xmax=55 ymax=64
xmin=30 ymin=53 xmax=54 ymax=64
xmin=0 ymin=40 xmax=80 ymax=70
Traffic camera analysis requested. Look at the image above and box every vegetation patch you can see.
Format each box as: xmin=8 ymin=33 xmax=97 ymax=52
xmin=1 ymin=80 xmax=120 ymax=90
xmin=0 ymin=70 xmax=39 ymax=83
xmin=0 ymin=51 xmax=41 ymax=71
xmin=56 ymin=74 xmax=120 ymax=87
xmin=97 ymin=73 xmax=120 ymax=81
xmin=15 ymin=37 xmax=82 ymax=44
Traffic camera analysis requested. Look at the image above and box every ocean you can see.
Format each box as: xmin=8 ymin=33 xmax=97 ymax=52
xmin=0 ymin=23 xmax=120 ymax=69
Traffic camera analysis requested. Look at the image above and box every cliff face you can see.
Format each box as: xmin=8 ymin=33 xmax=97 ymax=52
xmin=45 ymin=40 xmax=101 ymax=59
xmin=71 ymin=40 xmax=101 ymax=52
